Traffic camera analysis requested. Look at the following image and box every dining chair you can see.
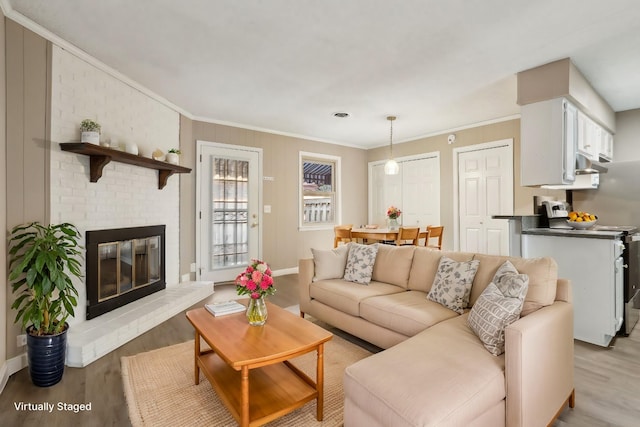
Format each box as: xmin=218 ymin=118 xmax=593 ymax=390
xmin=334 ymin=225 xmax=353 ymax=248
xmin=425 ymin=225 xmax=444 ymax=250
xmin=394 ymin=227 xmax=420 ymax=246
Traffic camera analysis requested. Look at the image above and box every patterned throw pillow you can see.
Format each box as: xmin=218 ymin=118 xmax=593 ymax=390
xmin=311 ymin=244 xmax=350 ymax=281
xmin=344 ymin=243 xmax=379 ymax=285
xmin=427 ymin=256 xmax=480 ymax=314
xmin=468 ymin=261 xmax=529 ymax=356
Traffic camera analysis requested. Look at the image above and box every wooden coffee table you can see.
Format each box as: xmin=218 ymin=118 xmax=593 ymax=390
xmin=186 ymin=301 xmax=333 ymax=427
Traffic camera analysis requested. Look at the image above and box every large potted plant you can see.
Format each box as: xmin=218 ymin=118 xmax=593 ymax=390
xmin=9 ymin=222 xmax=83 ymax=387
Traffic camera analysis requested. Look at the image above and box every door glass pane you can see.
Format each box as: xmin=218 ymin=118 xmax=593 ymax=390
xmin=211 ymin=157 xmax=249 ymax=269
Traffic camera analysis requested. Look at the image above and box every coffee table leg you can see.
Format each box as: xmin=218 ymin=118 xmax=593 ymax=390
xmin=317 ymin=343 xmax=325 ymax=421
xmin=194 ymin=331 xmax=200 ymax=385
xmin=241 ymin=365 xmax=250 ymax=427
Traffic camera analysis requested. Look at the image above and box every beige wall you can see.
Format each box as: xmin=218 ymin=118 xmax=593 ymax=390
xmin=1 ymin=13 xmax=8 ymax=381
xmin=5 ymin=20 xmax=49 ymax=359
xmin=611 ymin=109 xmax=640 ymax=162
xmin=179 ymin=120 xmax=369 ymax=274
xmin=367 ymin=119 xmax=564 ymax=250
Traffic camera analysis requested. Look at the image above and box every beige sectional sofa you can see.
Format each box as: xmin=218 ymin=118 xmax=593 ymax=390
xmin=298 ymin=243 xmax=574 ymax=427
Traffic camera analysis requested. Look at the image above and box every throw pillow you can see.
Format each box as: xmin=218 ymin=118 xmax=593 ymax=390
xmin=344 ymin=243 xmax=379 ymax=285
xmin=468 ymin=261 xmax=529 ymax=356
xmin=427 ymin=256 xmax=480 ymax=314
xmin=311 ymin=244 xmax=350 ymax=281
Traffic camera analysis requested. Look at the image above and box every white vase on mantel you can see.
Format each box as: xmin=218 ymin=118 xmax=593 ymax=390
xmin=81 ymin=131 xmax=100 ymax=145
xmin=166 ymin=152 xmax=179 ymax=165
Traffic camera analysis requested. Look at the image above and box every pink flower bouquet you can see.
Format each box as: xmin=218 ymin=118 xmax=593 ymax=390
xmin=235 ymin=259 xmax=276 ymax=299
xmin=386 ymin=206 xmax=402 ymax=219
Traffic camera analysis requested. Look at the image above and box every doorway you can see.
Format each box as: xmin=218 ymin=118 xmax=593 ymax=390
xmin=454 ymin=139 xmax=513 ymax=255
xmin=196 ymin=141 xmax=263 ymax=283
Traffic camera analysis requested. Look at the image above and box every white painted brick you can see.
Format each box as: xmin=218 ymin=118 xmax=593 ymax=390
xmin=50 ymin=45 xmax=181 ymax=328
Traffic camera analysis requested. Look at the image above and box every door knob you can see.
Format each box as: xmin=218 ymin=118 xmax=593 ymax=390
xmin=251 ymin=222 xmax=259 ymax=228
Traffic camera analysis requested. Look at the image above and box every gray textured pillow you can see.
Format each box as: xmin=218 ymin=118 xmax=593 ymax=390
xmin=311 ymin=244 xmax=350 ymax=281
xmin=427 ymin=256 xmax=480 ymax=314
xmin=468 ymin=262 xmax=529 ymax=356
xmin=344 ymin=243 xmax=379 ymax=285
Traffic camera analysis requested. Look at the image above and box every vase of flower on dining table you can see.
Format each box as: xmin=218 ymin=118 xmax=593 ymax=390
xmin=386 ymin=205 xmax=402 ymax=230
xmin=235 ymin=259 xmax=276 ymax=326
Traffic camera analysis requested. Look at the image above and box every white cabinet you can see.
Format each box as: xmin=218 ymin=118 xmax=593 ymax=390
xmin=521 ymin=98 xmax=576 ymax=186
xmin=598 ymin=127 xmax=614 ymax=162
xmin=577 ymin=111 xmax=614 ymax=162
xmin=522 ymin=234 xmax=623 ymax=347
xmin=577 ymin=111 xmax=599 ymax=160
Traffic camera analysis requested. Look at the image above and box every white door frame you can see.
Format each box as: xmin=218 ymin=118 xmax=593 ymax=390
xmin=195 ymin=140 xmax=263 ymax=281
xmin=452 ymin=139 xmax=514 ymax=251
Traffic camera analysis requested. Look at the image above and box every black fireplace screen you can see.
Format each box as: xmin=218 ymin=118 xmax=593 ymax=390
xmin=86 ymin=225 xmax=165 ymax=319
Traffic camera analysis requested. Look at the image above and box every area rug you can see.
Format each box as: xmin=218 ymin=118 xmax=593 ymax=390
xmin=121 ymin=334 xmax=371 ymax=426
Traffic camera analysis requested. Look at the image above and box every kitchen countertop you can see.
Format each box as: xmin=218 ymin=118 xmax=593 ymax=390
xmin=522 ymin=228 xmax=623 ymax=239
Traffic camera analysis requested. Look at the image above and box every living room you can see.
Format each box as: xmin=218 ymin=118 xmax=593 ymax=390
xmin=2 ymin=1 xmax=640 ymax=426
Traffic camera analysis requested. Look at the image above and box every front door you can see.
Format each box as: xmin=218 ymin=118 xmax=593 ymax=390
xmin=197 ymin=142 xmax=262 ymax=283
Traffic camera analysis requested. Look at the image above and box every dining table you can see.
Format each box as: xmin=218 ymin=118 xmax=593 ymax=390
xmin=351 ymin=227 xmax=429 ymax=243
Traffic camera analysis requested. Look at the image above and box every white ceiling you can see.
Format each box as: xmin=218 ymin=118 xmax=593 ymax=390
xmin=6 ymin=0 xmax=640 ymax=148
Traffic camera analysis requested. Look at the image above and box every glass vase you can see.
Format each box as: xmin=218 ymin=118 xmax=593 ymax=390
xmin=246 ymin=296 xmax=268 ymax=326
xmin=388 ymin=217 xmax=399 ymax=230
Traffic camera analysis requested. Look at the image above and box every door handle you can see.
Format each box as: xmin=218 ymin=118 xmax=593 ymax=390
xmin=251 ymin=222 xmax=259 ymax=228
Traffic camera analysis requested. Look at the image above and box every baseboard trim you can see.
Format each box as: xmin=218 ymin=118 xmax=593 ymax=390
xmin=0 ymin=352 xmax=28 ymax=395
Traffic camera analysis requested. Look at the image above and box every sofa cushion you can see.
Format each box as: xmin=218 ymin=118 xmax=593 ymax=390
xmin=344 ymin=314 xmax=506 ymax=426
xmin=407 ymin=248 xmax=475 ymax=293
xmin=311 ymin=244 xmax=350 ymax=281
xmin=427 ymin=256 xmax=480 ymax=314
xmin=309 ymin=279 xmax=404 ymax=317
xmin=360 ymin=290 xmax=458 ymax=337
xmin=468 ymin=264 xmax=528 ymax=355
xmin=371 ymin=244 xmax=416 ymax=288
xmin=471 ymin=254 xmax=558 ymax=316
xmin=344 ymin=243 xmax=379 ymax=284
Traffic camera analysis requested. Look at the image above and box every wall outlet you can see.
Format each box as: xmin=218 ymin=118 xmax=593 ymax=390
xmin=17 ymin=334 xmax=27 ymax=347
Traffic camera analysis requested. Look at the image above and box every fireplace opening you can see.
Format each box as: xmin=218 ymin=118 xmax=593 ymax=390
xmin=86 ymin=225 xmax=166 ymax=319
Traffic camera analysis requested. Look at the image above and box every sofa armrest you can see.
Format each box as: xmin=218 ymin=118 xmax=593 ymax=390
xmin=505 ymin=293 xmax=574 ymax=427
xmin=298 ymin=258 xmax=314 ymax=314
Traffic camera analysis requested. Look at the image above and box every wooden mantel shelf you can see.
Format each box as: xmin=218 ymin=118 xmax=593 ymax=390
xmin=60 ymin=142 xmax=191 ymax=189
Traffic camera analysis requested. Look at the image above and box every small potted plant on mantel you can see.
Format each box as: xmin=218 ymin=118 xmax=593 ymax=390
xmin=166 ymin=148 xmax=181 ymax=165
xmin=9 ymin=222 xmax=83 ymax=387
xmin=80 ymin=119 xmax=101 ymax=145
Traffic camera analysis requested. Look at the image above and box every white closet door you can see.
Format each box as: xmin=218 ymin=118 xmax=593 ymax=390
xmin=369 ymin=155 xmax=440 ymax=228
xmin=402 ymin=157 xmax=440 ymax=228
xmin=458 ymin=145 xmax=512 ymax=255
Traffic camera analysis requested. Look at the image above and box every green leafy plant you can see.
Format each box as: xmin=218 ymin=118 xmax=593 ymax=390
xmin=80 ymin=119 xmax=101 ymax=133
xmin=168 ymin=148 xmax=181 ymax=154
xmin=9 ymin=222 xmax=83 ymax=336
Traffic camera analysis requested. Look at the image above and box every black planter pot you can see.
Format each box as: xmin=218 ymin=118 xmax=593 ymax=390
xmin=26 ymin=324 xmax=68 ymax=387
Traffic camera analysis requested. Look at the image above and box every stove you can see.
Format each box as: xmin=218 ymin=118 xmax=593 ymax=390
xmin=591 ymin=225 xmax=640 ymax=335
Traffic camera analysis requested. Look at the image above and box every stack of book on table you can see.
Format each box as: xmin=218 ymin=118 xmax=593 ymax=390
xmin=205 ymin=300 xmax=245 ymax=317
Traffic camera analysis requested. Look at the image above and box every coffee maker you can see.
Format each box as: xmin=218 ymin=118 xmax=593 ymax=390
xmin=541 ymin=200 xmax=572 ymax=229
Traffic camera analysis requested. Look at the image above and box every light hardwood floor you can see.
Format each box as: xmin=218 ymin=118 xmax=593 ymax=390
xmin=1 ymin=274 xmax=639 ymax=426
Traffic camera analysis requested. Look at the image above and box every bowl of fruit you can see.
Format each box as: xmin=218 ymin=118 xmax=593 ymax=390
xmin=567 ymin=211 xmax=597 ymax=229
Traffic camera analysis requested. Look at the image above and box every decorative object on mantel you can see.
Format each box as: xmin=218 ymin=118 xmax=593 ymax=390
xmin=152 ymin=148 xmax=165 ymax=161
xmin=384 ymin=115 xmax=399 ymax=175
xmin=59 ymin=142 xmax=192 ymax=189
xmin=125 ymin=142 xmax=139 ymax=155
xmin=9 ymin=222 xmax=83 ymax=387
xmin=166 ymin=148 xmax=181 ymax=165
xmin=386 ymin=205 xmax=402 ymax=230
xmin=80 ymin=119 xmax=101 ymax=145
xmin=235 ymin=259 xmax=276 ymax=326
